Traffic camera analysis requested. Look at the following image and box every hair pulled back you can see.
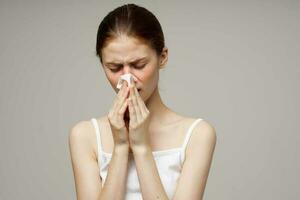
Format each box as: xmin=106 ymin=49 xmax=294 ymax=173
xmin=96 ymin=3 xmax=165 ymax=63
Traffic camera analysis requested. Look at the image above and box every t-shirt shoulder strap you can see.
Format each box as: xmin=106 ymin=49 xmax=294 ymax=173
xmin=90 ymin=118 xmax=103 ymax=161
xmin=180 ymin=118 xmax=204 ymax=163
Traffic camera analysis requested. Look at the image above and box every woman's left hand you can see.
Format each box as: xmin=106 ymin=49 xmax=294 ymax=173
xmin=127 ymin=79 xmax=151 ymax=151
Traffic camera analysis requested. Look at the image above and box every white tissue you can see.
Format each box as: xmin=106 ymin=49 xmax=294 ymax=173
xmin=116 ymin=73 xmax=138 ymax=89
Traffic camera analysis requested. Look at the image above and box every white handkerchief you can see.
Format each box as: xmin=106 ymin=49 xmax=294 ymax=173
xmin=116 ymin=73 xmax=138 ymax=89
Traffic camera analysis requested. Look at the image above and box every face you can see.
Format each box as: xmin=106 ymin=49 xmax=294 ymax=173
xmin=101 ymin=36 xmax=167 ymax=102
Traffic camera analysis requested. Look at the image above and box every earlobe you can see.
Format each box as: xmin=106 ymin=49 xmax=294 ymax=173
xmin=158 ymin=58 xmax=166 ymax=69
xmin=159 ymin=64 xmax=166 ymax=70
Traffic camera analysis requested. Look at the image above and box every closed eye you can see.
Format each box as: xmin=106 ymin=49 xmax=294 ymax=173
xmin=135 ymin=64 xmax=146 ymax=69
xmin=108 ymin=64 xmax=146 ymax=72
xmin=109 ymin=67 xmax=120 ymax=72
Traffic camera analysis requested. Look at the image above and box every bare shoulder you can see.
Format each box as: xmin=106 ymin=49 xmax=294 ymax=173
xmin=68 ymin=118 xmax=105 ymax=199
xmin=69 ymin=116 xmax=109 ymax=154
xmin=68 ymin=118 xmax=102 ymax=160
xmin=185 ymin=117 xmax=217 ymax=158
xmin=194 ymin=118 xmax=217 ymax=141
xmin=171 ymin=117 xmax=217 ymax=199
xmin=69 ymin=119 xmax=93 ymax=140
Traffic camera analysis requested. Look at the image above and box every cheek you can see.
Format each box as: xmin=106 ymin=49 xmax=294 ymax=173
xmin=139 ymin=69 xmax=159 ymax=101
xmin=103 ymin=69 xmax=119 ymax=89
xmin=138 ymin=67 xmax=154 ymax=83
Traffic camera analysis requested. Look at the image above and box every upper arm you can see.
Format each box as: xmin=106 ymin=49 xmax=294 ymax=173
xmin=173 ymin=120 xmax=217 ymax=200
xmin=68 ymin=120 xmax=102 ymax=200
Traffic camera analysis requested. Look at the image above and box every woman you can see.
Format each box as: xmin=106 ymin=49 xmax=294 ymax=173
xmin=69 ymin=3 xmax=217 ymax=200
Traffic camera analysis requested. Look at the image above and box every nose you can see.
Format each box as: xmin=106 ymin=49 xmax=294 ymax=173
xmin=122 ymin=64 xmax=132 ymax=74
xmin=121 ymin=64 xmax=138 ymax=84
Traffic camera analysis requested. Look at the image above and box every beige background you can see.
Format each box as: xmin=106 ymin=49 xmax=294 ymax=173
xmin=0 ymin=0 xmax=299 ymax=199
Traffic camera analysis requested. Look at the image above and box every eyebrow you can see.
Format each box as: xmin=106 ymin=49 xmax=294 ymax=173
xmin=105 ymin=57 xmax=147 ymax=66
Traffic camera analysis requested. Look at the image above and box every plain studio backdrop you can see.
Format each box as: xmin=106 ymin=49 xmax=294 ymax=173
xmin=0 ymin=0 xmax=299 ymax=199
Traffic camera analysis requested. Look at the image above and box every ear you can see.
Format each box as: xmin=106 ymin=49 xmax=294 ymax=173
xmin=158 ymin=47 xmax=168 ymax=70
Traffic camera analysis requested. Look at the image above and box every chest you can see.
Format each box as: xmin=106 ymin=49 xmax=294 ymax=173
xmin=100 ymin=119 xmax=191 ymax=153
xmin=100 ymin=150 xmax=182 ymax=199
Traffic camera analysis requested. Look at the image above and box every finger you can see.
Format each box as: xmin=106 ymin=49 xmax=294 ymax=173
xmin=132 ymin=85 xmax=143 ymax=122
xmin=118 ymin=98 xmax=129 ymax=116
xmin=128 ymin=96 xmax=137 ymax=124
xmin=128 ymin=78 xmax=137 ymax=123
xmin=117 ymin=84 xmax=129 ymax=110
xmin=133 ymin=85 xmax=148 ymax=117
xmin=130 ymin=81 xmax=141 ymax=122
xmin=109 ymin=81 xmax=128 ymax=120
xmin=114 ymin=82 xmax=129 ymax=115
xmin=112 ymin=81 xmax=126 ymax=108
xmin=118 ymin=81 xmax=128 ymax=100
xmin=132 ymin=83 xmax=148 ymax=117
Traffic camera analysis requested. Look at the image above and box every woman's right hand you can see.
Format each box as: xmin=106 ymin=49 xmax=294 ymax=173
xmin=107 ymin=81 xmax=130 ymax=147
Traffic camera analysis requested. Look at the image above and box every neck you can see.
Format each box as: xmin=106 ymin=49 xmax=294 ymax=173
xmin=144 ymin=86 xmax=172 ymax=126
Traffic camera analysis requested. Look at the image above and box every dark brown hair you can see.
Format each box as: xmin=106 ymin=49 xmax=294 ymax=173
xmin=95 ymin=3 xmax=165 ymax=63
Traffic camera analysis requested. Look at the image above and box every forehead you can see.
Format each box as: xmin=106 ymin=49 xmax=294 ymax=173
xmin=102 ymin=36 xmax=154 ymax=63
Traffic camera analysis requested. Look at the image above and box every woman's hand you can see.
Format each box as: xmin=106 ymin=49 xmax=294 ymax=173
xmin=127 ymin=79 xmax=151 ymax=151
xmin=107 ymin=81 xmax=130 ymax=147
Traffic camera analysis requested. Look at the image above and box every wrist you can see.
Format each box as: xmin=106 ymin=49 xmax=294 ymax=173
xmin=131 ymin=144 xmax=151 ymax=155
xmin=114 ymin=143 xmax=130 ymax=154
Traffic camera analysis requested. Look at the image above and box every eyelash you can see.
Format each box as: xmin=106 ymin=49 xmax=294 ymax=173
xmin=109 ymin=64 xmax=146 ymax=72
